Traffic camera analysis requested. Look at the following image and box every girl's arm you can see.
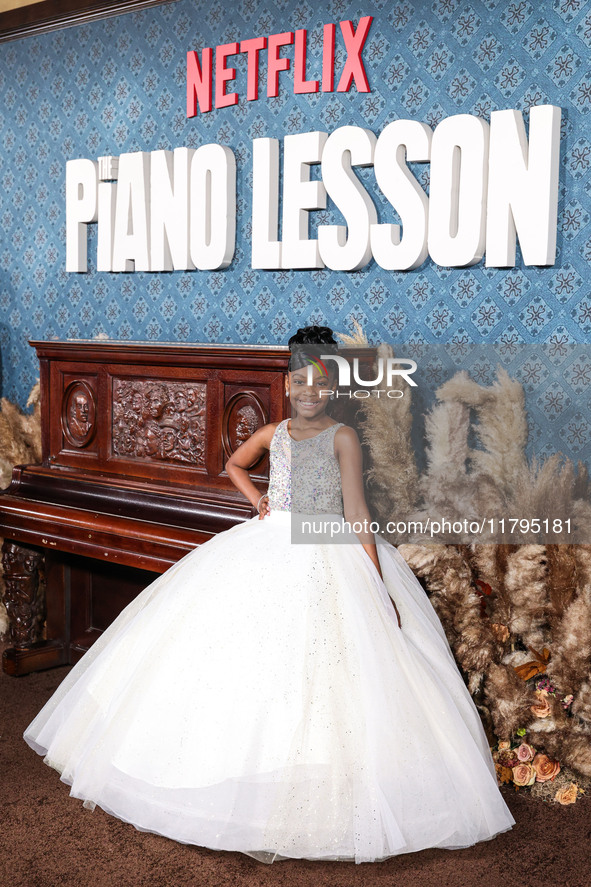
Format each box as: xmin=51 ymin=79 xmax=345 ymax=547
xmin=225 ymin=423 xmax=277 ymax=515
xmin=336 ymin=426 xmax=401 ymax=627
xmin=335 ymin=426 xmax=382 ymax=575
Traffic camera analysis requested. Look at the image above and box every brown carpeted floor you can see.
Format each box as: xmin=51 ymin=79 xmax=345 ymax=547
xmin=2 ymin=656 xmax=590 ymax=887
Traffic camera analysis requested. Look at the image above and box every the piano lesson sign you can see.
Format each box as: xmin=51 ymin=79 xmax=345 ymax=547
xmin=64 ymin=16 xmax=562 ymax=275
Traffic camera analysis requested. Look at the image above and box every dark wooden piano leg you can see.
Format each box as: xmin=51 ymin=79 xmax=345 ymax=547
xmin=2 ymin=540 xmax=67 ymax=676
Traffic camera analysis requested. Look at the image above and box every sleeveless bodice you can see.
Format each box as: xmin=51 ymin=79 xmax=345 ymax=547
xmin=267 ymin=419 xmax=344 ymax=514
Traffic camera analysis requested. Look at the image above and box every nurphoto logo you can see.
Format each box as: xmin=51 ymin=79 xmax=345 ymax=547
xmin=303 ymin=352 xmax=418 ymax=399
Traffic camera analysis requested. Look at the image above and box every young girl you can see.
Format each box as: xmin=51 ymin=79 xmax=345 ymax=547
xmin=24 ymin=325 xmax=515 ymax=865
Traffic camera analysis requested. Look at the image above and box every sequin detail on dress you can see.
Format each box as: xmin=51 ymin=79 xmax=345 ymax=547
xmin=267 ymin=419 xmax=344 ymax=515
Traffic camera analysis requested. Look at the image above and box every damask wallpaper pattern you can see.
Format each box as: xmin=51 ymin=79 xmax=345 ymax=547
xmin=0 ymin=0 xmax=590 ymax=416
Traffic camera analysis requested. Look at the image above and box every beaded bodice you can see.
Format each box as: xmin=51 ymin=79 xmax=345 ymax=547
xmin=267 ymin=419 xmax=344 ymax=515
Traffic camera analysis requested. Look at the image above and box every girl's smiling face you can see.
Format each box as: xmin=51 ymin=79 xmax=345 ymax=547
xmin=286 ymin=364 xmax=335 ymax=418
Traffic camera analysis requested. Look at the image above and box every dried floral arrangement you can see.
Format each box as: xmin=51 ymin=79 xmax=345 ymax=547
xmin=0 ymin=382 xmax=42 ymax=638
xmin=338 ymin=329 xmax=591 ymax=804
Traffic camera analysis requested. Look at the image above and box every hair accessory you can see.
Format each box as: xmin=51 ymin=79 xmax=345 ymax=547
xmin=287 ymin=325 xmax=338 ymax=374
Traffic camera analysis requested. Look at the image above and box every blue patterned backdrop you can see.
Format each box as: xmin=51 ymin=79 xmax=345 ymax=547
xmin=1 ymin=0 xmax=591 ymax=421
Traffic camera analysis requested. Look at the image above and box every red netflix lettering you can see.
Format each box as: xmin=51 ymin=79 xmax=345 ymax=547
xmin=187 ymin=48 xmax=213 ymax=116
xmin=294 ymin=29 xmax=319 ymax=94
xmin=215 ymin=42 xmax=239 ymax=108
xmin=337 ymin=16 xmax=373 ymax=93
xmin=240 ymin=36 xmax=266 ymax=101
xmin=322 ymin=23 xmax=335 ymax=93
xmin=186 ymin=17 xmax=373 ymax=116
xmin=267 ymin=31 xmax=293 ymax=98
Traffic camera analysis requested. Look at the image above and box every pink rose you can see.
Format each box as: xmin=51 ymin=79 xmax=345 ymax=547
xmin=512 ymin=763 xmax=536 ymax=786
xmin=516 ymin=742 xmax=535 ymax=762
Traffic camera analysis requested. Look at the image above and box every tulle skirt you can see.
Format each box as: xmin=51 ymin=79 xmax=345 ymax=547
xmin=24 ymin=509 xmax=515 ymax=863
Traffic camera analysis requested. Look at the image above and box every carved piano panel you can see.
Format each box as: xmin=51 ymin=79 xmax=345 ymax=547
xmin=40 ymin=341 xmax=286 ymax=490
xmin=111 ymin=378 xmax=207 ymax=466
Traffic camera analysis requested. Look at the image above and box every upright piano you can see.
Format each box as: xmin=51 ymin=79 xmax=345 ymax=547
xmin=0 ymin=340 xmax=290 ymax=676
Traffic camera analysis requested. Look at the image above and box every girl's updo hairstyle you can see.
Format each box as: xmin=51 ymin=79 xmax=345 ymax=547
xmin=287 ymin=325 xmax=338 ymax=374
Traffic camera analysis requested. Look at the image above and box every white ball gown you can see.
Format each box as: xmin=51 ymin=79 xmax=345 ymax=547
xmin=24 ymin=418 xmax=515 ymax=864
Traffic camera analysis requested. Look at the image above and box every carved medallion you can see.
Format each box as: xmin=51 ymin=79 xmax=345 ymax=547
xmin=112 ymin=379 xmax=206 ymax=465
xmin=222 ymin=391 xmax=266 ymax=459
xmin=62 ymin=380 xmax=96 ymax=448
